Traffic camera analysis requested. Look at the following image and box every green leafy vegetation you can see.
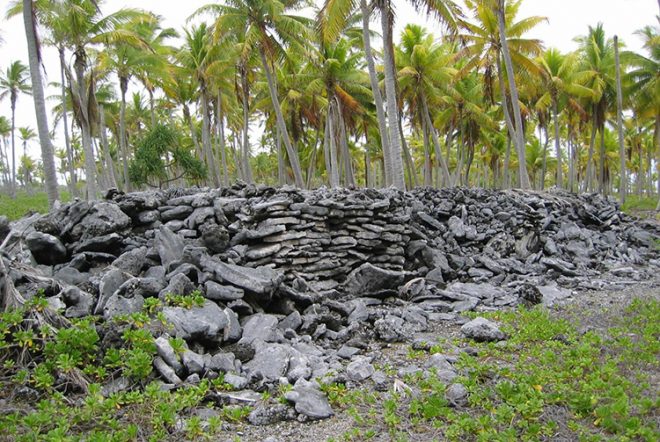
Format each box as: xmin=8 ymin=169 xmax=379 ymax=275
xmin=0 ymin=190 xmax=71 ymax=221
xmin=332 ymin=299 xmax=660 ymax=441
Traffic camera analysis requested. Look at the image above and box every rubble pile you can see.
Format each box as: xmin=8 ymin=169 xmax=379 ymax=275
xmin=1 ymin=184 xmax=658 ymax=422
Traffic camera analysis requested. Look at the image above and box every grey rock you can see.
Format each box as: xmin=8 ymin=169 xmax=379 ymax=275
xmin=112 ymin=247 xmax=147 ymax=275
xmin=461 ymin=317 xmax=506 ymax=342
xmin=117 ymin=277 xmax=165 ymax=298
xmin=434 ymin=369 xmax=458 ymax=384
xmin=155 ymin=336 xmax=183 ymax=374
xmin=155 ymin=226 xmax=184 ymax=271
xmin=424 ymin=354 xmax=454 ymax=372
xmin=73 ymin=233 xmax=123 ymax=254
xmin=103 ymin=294 xmax=144 ymax=319
xmin=200 ymin=255 xmax=283 ymax=296
xmin=182 ymin=350 xmax=205 ymax=374
xmin=538 ymin=285 xmax=573 ymax=306
xmin=285 ymin=379 xmax=333 ymax=420
xmin=25 ymin=232 xmax=67 ymax=265
xmin=162 ymin=300 xmax=227 ymax=340
xmin=244 ymin=342 xmax=291 ymax=381
xmin=445 ymin=383 xmax=469 ymax=406
xmin=374 ymin=315 xmax=407 ymax=342
xmin=222 ymin=307 xmax=242 ymax=342
xmin=54 ymin=266 xmax=89 ymax=286
xmin=154 ymin=356 xmax=182 ymax=384
xmin=248 ymin=404 xmax=293 ymax=426
xmin=205 ymin=352 xmax=235 ymax=373
xmin=200 ymin=224 xmax=229 ymax=254
xmin=60 ymin=286 xmax=94 ymax=318
xmin=336 ymin=345 xmax=360 ymax=359
xmin=204 ymin=280 xmax=244 ymax=301
xmin=95 ymin=267 xmax=131 ymax=314
xmin=240 ymin=313 xmax=280 ymax=344
xmin=278 ymin=311 xmax=302 ymax=331
xmin=346 ymin=357 xmax=375 ymax=382
xmin=223 ymin=373 xmax=249 ymax=389
xmin=343 ymin=263 xmax=405 ymax=297
xmin=71 ymin=202 xmax=131 ymax=241
xmin=160 ymin=205 xmax=193 ymax=222
xmin=159 ymin=273 xmax=195 ymax=300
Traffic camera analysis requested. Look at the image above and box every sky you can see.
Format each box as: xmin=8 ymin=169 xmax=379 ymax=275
xmin=0 ymin=0 xmax=658 ymax=160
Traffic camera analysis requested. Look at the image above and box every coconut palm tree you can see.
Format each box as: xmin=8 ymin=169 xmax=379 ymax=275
xmin=98 ymin=13 xmax=174 ymax=191
xmin=626 ymin=25 xmax=659 ymax=201
xmin=17 ymin=126 xmax=36 ymax=190
xmin=44 ymin=0 xmax=145 ymax=200
xmin=575 ymin=23 xmax=616 ymax=194
xmin=0 ymin=116 xmax=11 ymax=187
xmin=536 ymin=48 xmax=592 ymax=189
xmin=0 ymin=61 xmax=31 ymax=198
xmin=396 ymin=24 xmax=454 ymax=187
xmin=196 ymin=0 xmax=312 ymax=189
xmin=460 ymin=0 xmax=544 ymax=189
xmin=320 ymin=0 xmax=463 ymax=190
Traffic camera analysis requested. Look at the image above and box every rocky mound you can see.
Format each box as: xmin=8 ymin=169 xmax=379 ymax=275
xmin=1 ymin=185 xmax=658 ymax=422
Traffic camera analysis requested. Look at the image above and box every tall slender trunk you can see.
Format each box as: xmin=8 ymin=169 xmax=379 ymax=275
xmin=585 ymin=109 xmax=597 ymax=192
xmin=183 ymin=105 xmax=202 ymax=159
xmin=259 ymin=49 xmax=304 ymax=188
xmin=322 ymin=115 xmax=332 ymax=186
xmin=148 ymin=89 xmax=156 ymax=128
xmin=240 ymin=68 xmax=253 ymax=183
xmin=552 ymin=98 xmax=563 ymax=189
xmin=119 ymin=78 xmax=131 ymax=192
xmin=496 ymin=0 xmax=530 ymax=189
xmin=59 ymin=48 xmax=77 ymax=197
xmin=614 ymin=35 xmax=626 ymax=203
xmin=10 ymin=100 xmax=16 ymax=198
xmin=98 ymin=104 xmax=117 ymax=189
xmin=504 ymin=134 xmax=512 ymax=188
xmin=216 ymin=93 xmax=229 ymax=186
xmin=422 ymin=122 xmax=432 ymax=187
xmin=200 ymin=89 xmax=219 ymax=187
xmin=421 ymin=94 xmax=451 ymax=186
xmin=276 ymin=125 xmax=285 ymax=185
xmin=540 ymin=124 xmax=547 ymax=190
xmin=380 ymin=7 xmax=406 ymax=190
xmin=327 ymin=101 xmax=340 ymax=188
xmin=599 ymin=119 xmax=606 ymax=195
xmin=23 ymin=0 xmax=58 ymax=206
xmin=361 ymin=0 xmax=392 ymax=186
xmin=399 ymin=117 xmax=416 ymax=188
xmin=73 ymin=52 xmax=98 ymax=201
xmin=337 ymin=98 xmax=355 ymax=187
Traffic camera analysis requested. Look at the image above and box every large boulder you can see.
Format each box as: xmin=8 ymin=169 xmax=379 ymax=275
xmin=25 ymin=231 xmax=67 ymax=265
xmin=343 ymin=263 xmax=405 ymax=297
xmin=162 ymin=300 xmax=227 ymax=340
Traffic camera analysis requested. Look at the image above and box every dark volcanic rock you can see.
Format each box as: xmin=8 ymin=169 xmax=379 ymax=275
xmin=25 ymin=231 xmax=67 ymax=265
xmin=343 ymin=263 xmax=406 ymax=297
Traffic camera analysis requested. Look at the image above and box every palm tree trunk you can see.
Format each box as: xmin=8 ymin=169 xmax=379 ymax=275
xmin=552 ymin=98 xmax=563 ymax=189
xmin=148 ymin=89 xmax=156 ymax=128
xmin=216 ymin=93 xmax=229 ymax=187
xmin=380 ymin=7 xmax=406 ymax=190
xmin=337 ymin=99 xmax=355 ymax=187
xmin=98 ymin=104 xmax=117 ymax=189
xmin=59 ymin=47 xmax=77 ymax=197
xmin=421 ymin=94 xmax=451 ymax=186
xmin=119 ymin=80 xmax=131 ymax=192
xmin=23 ymin=0 xmax=59 ymax=207
xmin=327 ymin=101 xmax=340 ymax=188
xmin=72 ymin=53 xmax=98 ymax=201
xmin=183 ymin=105 xmax=202 ymax=159
xmin=504 ymin=134 xmax=512 ymax=188
xmin=259 ymin=49 xmax=304 ymax=188
xmin=9 ymin=101 xmax=16 ymax=199
xmin=240 ymin=68 xmax=254 ymax=183
xmin=540 ymin=124 xmax=547 ymax=190
xmin=200 ymin=89 xmax=220 ymax=187
xmin=585 ymin=109 xmax=597 ymax=192
xmin=614 ymin=35 xmax=626 ymax=203
xmin=599 ymin=121 xmax=606 ymax=195
xmin=322 ymin=115 xmax=332 ymax=186
xmin=422 ymin=122 xmax=432 ymax=187
xmin=275 ymin=126 xmax=284 ymax=185
xmin=361 ymin=0 xmax=392 ymax=186
xmin=496 ymin=0 xmax=530 ymax=189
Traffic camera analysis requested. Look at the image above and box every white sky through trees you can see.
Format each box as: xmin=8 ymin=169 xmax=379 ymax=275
xmin=0 ymin=0 xmax=657 ymax=159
